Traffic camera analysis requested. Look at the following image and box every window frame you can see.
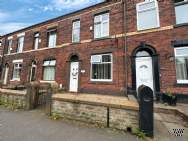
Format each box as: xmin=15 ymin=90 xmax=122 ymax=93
xmin=72 ymin=20 xmax=81 ymax=43
xmin=12 ymin=62 xmax=22 ymax=81
xmin=136 ymin=0 xmax=160 ymax=31
xmin=174 ymin=46 xmax=188 ymax=84
xmin=90 ymin=53 xmax=113 ymax=82
xmin=17 ymin=36 xmax=24 ymax=53
xmin=33 ymin=32 xmax=40 ymax=50
xmin=47 ymin=29 xmax=57 ymax=48
xmin=7 ymin=39 xmax=12 ymax=55
xmin=94 ymin=12 xmax=110 ymax=39
xmin=174 ymin=0 xmax=188 ymax=25
xmin=42 ymin=60 xmax=56 ymax=81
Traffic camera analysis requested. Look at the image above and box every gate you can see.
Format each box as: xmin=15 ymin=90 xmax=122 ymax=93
xmin=26 ymin=83 xmax=52 ymax=115
xmin=138 ymin=85 xmax=154 ymax=137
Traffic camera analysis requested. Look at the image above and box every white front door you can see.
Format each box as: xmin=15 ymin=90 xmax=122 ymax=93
xmin=69 ymin=62 xmax=79 ymax=92
xmin=136 ymin=57 xmax=154 ymax=91
xmin=3 ymin=66 xmax=9 ymax=85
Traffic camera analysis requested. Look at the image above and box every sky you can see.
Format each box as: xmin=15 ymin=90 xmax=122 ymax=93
xmin=0 ymin=0 xmax=104 ymax=35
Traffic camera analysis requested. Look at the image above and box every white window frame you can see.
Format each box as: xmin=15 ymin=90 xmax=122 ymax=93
xmin=43 ymin=60 xmax=56 ymax=81
xmin=47 ymin=29 xmax=57 ymax=48
xmin=90 ymin=53 xmax=113 ymax=82
xmin=0 ymin=40 xmax=2 ymax=47
xmin=136 ymin=0 xmax=160 ymax=31
xmin=174 ymin=0 xmax=188 ymax=25
xmin=17 ymin=36 xmax=24 ymax=53
xmin=12 ymin=60 xmax=23 ymax=81
xmin=174 ymin=46 xmax=188 ymax=84
xmin=34 ymin=33 xmax=40 ymax=50
xmin=7 ymin=39 xmax=12 ymax=54
xmin=94 ymin=13 xmax=110 ymax=39
xmin=72 ymin=20 xmax=80 ymax=43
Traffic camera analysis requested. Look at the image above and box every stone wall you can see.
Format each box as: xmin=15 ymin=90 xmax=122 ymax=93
xmin=0 ymin=89 xmax=26 ymax=109
xmin=52 ymin=99 xmax=138 ymax=130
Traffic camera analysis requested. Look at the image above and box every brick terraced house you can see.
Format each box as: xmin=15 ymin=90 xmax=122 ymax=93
xmin=0 ymin=0 xmax=188 ymax=101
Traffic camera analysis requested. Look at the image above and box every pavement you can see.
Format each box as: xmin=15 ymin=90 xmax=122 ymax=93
xmin=0 ymin=108 xmax=142 ymax=141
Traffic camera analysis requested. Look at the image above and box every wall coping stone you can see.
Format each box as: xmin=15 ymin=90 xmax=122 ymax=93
xmin=52 ymin=93 xmax=139 ymax=111
xmin=0 ymin=88 xmax=26 ymax=96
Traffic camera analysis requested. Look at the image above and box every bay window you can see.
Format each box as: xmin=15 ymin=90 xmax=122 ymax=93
xmin=72 ymin=20 xmax=80 ymax=43
xmin=94 ymin=13 xmax=109 ymax=39
xmin=43 ymin=60 xmax=56 ymax=81
xmin=91 ymin=54 xmax=112 ymax=81
xmin=174 ymin=0 xmax=188 ymax=24
xmin=136 ymin=0 xmax=160 ymax=30
xmin=175 ymin=47 xmax=188 ymax=83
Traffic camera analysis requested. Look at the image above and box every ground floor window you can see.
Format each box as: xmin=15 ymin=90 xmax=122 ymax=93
xmin=175 ymin=47 xmax=188 ymax=83
xmin=90 ymin=53 xmax=112 ymax=81
xmin=12 ymin=63 xmax=22 ymax=81
xmin=43 ymin=60 xmax=56 ymax=81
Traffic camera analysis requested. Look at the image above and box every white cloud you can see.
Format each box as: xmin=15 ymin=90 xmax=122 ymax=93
xmin=0 ymin=22 xmax=31 ymax=35
xmin=43 ymin=0 xmax=103 ymax=11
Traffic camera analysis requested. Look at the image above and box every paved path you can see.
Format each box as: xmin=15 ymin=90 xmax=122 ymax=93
xmin=0 ymin=108 xmax=141 ymax=141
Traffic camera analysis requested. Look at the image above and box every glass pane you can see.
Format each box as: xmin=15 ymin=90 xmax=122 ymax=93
xmin=94 ymin=15 xmax=101 ymax=23
xmin=102 ymin=55 xmax=111 ymax=62
xmin=102 ymin=21 xmax=109 ymax=37
xmin=176 ymin=48 xmax=188 ymax=56
xmin=175 ymin=4 xmax=188 ymax=24
xmin=43 ymin=67 xmax=55 ymax=81
xmin=43 ymin=61 xmax=50 ymax=66
xmin=91 ymin=55 xmax=101 ymax=63
xmin=176 ymin=57 xmax=188 ymax=80
xmin=136 ymin=51 xmax=150 ymax=57
xmin=102 ymin=13 xmax=109 ymax=21
xmin=73 ymin=28 xmax=80 ymax=42
xmin=48 ymin=32 xmax=56 ymax=48
xmin=138 ymin=1 xmax=156 ymax=11
xmin=138 ymin=8 xmax=158 ymax=30
xmin=94 ymin=23 xmax=101 ymax=38
xmin=49 ymin=60 xmax=56 ymax=66
xmin=91 ymin=63 xmax=111 ymax=80
xmin=34 ymin=37 xmax=39 ymax=50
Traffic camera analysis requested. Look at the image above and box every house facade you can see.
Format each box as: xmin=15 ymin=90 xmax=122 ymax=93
xmin=0 ymin=0 xmax=188 ymax=99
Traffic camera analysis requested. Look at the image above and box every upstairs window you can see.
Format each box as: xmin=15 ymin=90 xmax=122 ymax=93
xmin=91 ymin=54 xmax=112 ymax=81
xmin=0 ymin=40 xmax=2 ymax=47
xmin=175 ymin=47 xmax=188 ymax=84
xmin=136 ymin=0 xmax=160 ymax=30
xmin=34 ymin=33 xmax=40 ymax=50
xmin=72 ymin=20 xmax=80 ymax=43
xmin=43 ymin=60 xmax=56 ymax=81
xmin=47 ymin=29 xmax=57 ymax=48
xmin=12 ymin=61 xmax=22 ymax=81
xmin=94 ymin=13 xmax=109 ymax=39
xmin=17 ymin=36 xmax=24 ymax=53
xmin=174 ymin=0 xmax=188 ymax=24
xmin=7 ymin=39 xmax=12 ymax=54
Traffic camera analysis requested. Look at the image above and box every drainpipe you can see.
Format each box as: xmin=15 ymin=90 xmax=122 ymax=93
xmin=123 ymin=0 xmax=128 ymax=97
xmin=0 ymin=36 xmax=6 ymax=85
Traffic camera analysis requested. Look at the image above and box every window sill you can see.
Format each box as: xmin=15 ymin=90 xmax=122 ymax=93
xmin=174 ymin=23 xmax=188 ymax=28
xmin=40 ymin=80 xmax=56 ymax=83
xmin=10 ymin=79 xmax=20 ymax=82
xmin=89 ymin=80 xmax=114 ymax=85
xmin=93 ymin=36 xmax=111 ymax=41
xmin=137 ymin=26 xmax=160 ymax=32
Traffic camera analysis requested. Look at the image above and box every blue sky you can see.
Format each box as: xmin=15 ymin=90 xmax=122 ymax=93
xmin=0 ymin=0 xmax=104 ymax=35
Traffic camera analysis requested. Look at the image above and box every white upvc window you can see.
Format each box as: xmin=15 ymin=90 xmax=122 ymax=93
xmin=12 ymin=62 xmax=22 ymax=81
xmin=7 ymin=39 xmax=12 ymax=54
xmin=17 ymin=36 xmax=24 ymax=53
xmin=0 ymin=40 xmax=2 ymax=47
xmin=34 ymin=33 xmax=40 ymax=50
xmin=175 ymin=47 xmax=188 ymax=84
xmin=136 ymin=0 xmax=160 ymax=31
xmin=94 ymin=13 xmax=109 ymax=39
xmin=90 ymin=53 xmax=112 ymax=81
xmin=174 ymin=0 xmax=188 ymax=24
xmin=72 ymin=20 xmax=80 ymax=43
xmin=48 ymin=29 xmax=57 ymax=48
xmin=43 ymin=60 xmax=56 ymax=81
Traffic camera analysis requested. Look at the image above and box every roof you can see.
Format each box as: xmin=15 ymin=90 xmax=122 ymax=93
xmin=2 ymin=0 xmax=109 ymax=37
